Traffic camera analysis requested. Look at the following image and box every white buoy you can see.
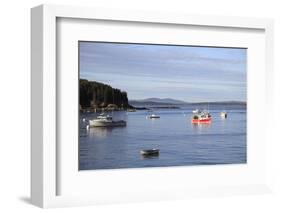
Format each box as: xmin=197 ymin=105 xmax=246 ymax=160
xmin=86 ymin=125 xmax=89 ymax=130
xmin=82 ymin=118 xmax=86 ymax=122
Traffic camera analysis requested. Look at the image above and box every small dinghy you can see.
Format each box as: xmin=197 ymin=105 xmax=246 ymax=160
xmin=147 ymin=114 xmax=160 ymax=119
xmin=140 ymin=149 xmax=160 ymax=156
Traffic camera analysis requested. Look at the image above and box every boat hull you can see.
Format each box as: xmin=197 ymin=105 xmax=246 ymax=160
xmin=191 ymin=118 xmax=212 ymax=124
xmin=89 ymin=120 xmax=126 ymax=127
xmin=148 ymin=116 xmax=160 ymax=119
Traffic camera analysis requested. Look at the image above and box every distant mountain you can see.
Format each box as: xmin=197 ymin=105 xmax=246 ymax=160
xmin=189 ymin=101 xmax=247 ymax=105
xmin=129 ymin=98 xmax=246 ymax=107
xmin=129 ymin=98 xmax=188 ymax=106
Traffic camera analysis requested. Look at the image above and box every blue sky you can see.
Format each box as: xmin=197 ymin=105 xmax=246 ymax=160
xmin=79 ymin=42 xmax=247 ymax=102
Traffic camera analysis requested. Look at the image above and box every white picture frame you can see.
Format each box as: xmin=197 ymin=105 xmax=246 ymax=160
xmin=31 ymin=4 xmax=274 ymax=208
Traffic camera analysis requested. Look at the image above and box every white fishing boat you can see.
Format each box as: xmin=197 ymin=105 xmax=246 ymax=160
xmin=220 ymin=111 xmax=227 ymax=118
xmin=89 ymin=113 xmax=126 ymax=127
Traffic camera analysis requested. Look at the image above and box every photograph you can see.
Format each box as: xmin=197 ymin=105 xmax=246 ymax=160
xmin=79 ymin=41 xmax=247 ymax=170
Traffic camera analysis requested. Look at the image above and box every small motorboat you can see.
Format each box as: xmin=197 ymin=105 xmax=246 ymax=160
xmin=220 ymin=111 xmax=227 ymax=118
xmin=191 ymin=110 xmax=212 ymax=124
xmin=89 ymin=113 xmax=126 ymax=127
xmin=147 ymin=114 xmax=160 ymax=119
xmin=140 ymin=149 xmax=160 ymax=156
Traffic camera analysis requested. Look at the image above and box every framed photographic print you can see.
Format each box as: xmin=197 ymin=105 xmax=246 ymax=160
xmin=31 ymin=4 xmax=274 ymax=208
xmin=78 ymin=41 xmax=247 ymax=170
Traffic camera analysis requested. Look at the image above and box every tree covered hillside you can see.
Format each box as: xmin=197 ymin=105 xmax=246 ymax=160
xmin=79 ymin=79 xmax=131 ymax=109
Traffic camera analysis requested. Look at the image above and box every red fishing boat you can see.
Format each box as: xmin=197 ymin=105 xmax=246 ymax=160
xmin=191 ymin=110 xmax=212 ymax=124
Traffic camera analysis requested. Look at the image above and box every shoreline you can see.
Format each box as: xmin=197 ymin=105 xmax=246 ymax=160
xmin=80 ymin=105 xmax=183 ymax=113
xmin=80 ymin=100 xmax=247 ymax=113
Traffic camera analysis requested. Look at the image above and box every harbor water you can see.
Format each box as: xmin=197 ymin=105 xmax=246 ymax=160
xmin=79 ymin=104 xmax=246 ymax=170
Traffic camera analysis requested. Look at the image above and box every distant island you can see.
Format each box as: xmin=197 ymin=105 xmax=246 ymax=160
xmin=130 ymin=98 xmax=188 ymax=105
xmin=130 ymin=98 xmax=246 ymax=108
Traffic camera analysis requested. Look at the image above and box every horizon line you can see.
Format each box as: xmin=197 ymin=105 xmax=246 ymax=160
xmin=129 ymin=98 xmax=247 ymax=103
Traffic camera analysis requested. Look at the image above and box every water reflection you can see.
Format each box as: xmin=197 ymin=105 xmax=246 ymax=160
xmin=79 ymin=128 xmax=89 ymax=137
xmin=191 ymin=123 xmax=211 ymax=133
xmin=140 ymin=155 xmax=159 ymax=160
xmin=89 ymin=127 xmax=112 ymax=138
xmin=87 ymin=127 xmax=127 ymax=139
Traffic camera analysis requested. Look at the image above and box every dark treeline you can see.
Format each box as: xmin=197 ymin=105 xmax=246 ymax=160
xmin=80 ymin=79 xmax=131 ymax=109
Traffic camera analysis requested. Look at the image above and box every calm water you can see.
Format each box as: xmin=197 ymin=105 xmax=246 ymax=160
xmin=79 ymin=105 xmax=246 ymax=170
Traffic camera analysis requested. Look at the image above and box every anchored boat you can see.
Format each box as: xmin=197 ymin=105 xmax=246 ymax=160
xmin=191 ymin=110 xmax=212 ymax=124
xmin=147 ymin=114 xmax=160 ymax=119
xmin=89 ymin=113 xmax=126 ymax=127
xmin=220 ymin=111 xmax=227 ymax=118
xmin=140 ymin=149 xmax=160 ymax=156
